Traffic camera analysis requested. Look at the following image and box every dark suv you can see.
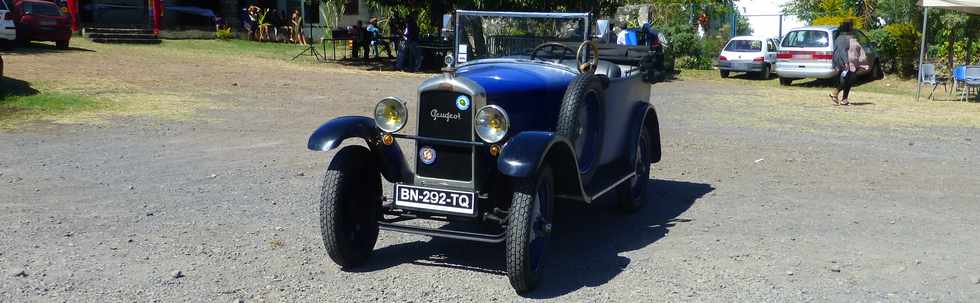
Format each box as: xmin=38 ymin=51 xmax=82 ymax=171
xmin=307 ymin=10 xmax=665 ymax=293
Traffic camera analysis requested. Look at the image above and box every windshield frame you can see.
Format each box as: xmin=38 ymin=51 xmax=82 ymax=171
xmin=452 ymin=10 xmax=591 ymax=68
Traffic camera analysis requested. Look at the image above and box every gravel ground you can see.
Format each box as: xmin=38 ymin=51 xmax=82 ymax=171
xmin=1 ymin=43 xmax=979 ymax=302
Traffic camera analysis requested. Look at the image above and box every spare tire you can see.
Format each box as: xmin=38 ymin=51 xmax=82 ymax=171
xmin=556 ymin=74 xmax=605 ymax=179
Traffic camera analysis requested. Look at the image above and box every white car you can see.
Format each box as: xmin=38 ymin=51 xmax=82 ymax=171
xmin=0 ymin=0 xmax=14 ymax=49
xmin=717 ymin=36 xmax=779 ymax=79
xmin=774 ymin=26 xmax=882 ymax=86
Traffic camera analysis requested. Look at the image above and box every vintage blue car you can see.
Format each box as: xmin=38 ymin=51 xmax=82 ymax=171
xmin=308 ymin=10 xmax=664 ymax=293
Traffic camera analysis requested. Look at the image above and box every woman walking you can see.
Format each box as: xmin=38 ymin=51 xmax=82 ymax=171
xmin=830 ymin=20 xmax=869 ymax=106
xmin=830 ymin=20 xmax=853 ymax=105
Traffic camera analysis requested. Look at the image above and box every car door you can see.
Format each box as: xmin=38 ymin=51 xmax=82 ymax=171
xmin=765 ymin=39 xmax=778 ymax=63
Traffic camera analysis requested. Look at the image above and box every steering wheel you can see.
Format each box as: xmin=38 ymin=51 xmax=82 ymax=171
xmin=529 ymin=42 xmax=576 ymax=62
xmin=576 ymin=41 xmax=600 ymax=74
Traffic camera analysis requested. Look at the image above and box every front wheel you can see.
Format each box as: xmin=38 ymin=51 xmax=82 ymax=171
xmin=720 ymin=70 xmax=730 ymax=78
xmin=506 ymin=166 xmax=554 ymax=293
xmin=779 ymin=77 xmax=793 ymax=86
xmin=319 ymin=145 xmax=382 ymax=269
xmin=56 ymin=40 xmax=69 ymax=49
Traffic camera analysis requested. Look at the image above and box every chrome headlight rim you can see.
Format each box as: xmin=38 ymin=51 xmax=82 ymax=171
xmin=475 ymin=105 xmax=510 ymax=143
xmin=373 ymin=97 xmax=408 ymax=133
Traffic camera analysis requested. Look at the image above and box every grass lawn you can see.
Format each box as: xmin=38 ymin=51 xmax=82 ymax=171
xmin=674 ymin=68 xmax=980 ymax=134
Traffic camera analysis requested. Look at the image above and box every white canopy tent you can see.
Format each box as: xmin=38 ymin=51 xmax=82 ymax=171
xmin=916 ymin=0 xmax=980 ymax=100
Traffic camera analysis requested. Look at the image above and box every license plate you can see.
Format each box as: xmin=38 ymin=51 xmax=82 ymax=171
xmin=40 ymin=20 xmax=56 ymax=26
xmin=394 ymin=184 xmax=475 ymax=215
xmin=733 ymin=63 xmax=747 ymax=70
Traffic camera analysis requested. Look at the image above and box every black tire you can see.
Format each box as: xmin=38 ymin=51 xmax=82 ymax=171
xmin=56 ymin=40 xmax=69 ymax=50
xmin=0 ymin=39 xmax=12 ymax=51
xmin=779 ymin=77 xmax=793 ymax=86
xmin=720 ymin=70 xmax=730 ymax=78
xmin=556 ymin=74 xmax=604 ymax=177
xmin=319 ymin=145 xmax=382 ymax=269
xmin=618 ymin=126 xmax=652 ymax=212
xmin=506 ymin=166 xmax=554 ymax=293
xmin=759 ymin=64 xmax=771 ymax=80
xmin=872 ymin=60 xmax=884 ymax=80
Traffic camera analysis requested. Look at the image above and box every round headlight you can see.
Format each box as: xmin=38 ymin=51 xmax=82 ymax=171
xmin=475 ymin=105 xmax=510 ymax=143
xmin=373 ymin=97 xmax=408 ymax=133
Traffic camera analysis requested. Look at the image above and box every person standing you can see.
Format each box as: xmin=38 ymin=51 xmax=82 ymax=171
xmin=291 ymin=10 xmax=306 ymax=45
xmin=366 ymin=17 xmax=382 ymax=59
xmin=831 ymin=20 xmax=854 ymax=105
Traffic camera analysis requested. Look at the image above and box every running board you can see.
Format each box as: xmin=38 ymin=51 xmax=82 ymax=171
xmin=378 ymin=222 xmax=506 ymax=243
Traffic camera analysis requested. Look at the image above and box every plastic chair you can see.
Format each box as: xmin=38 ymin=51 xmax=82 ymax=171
xmin=964 ymin=66 xmax=980 ymax=101
xmin=919 ymin=63 xmax=945 ymax=100
xmin=952 ymin=65 xmax=968 ymax=101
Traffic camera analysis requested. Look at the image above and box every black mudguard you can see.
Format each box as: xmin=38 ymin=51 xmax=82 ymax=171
xmin=308 ymin=116 xmax=412 ymax=183
xmin=497 ymin=131 xmax=589 ymax=202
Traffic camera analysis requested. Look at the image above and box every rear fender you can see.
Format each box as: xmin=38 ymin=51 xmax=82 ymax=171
xmin=627 ymin=104 xmax=663 ymax=164
xmin=498 ymin=131 xmax=588 ymax=202
xmin=308 ymin=116 xmax=412 ymax=183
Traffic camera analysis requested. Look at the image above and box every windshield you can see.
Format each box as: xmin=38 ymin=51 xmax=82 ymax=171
xmin=781 ymin=30 xmax=829 ymax=48
xmin=25 ymin=2 xmax=62 ymax=16
xmin=454 ymin=11 xmax=588 ymax=65
xmin=725 ymin=40 xmax=762 ymax=52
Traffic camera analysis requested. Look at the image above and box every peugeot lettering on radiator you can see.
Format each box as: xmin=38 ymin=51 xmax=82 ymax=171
xmin=430 ymin=109 xmax=462 ymax=122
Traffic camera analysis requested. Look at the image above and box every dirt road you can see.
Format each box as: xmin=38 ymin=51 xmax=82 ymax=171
xmin=1 ymin=41 xmax=979 ymax=302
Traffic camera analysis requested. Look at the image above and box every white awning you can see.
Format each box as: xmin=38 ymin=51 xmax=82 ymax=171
xmin=918 ymin=0 xmax=980 ymax=15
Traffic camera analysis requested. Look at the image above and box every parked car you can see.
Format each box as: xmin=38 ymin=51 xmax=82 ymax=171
xmin=307 ymin=10 xmax=666 ymax=293
xmin=718 ymin=36 xmax=778 ymax=79
xmin=774 ymin=26 xmax=882 ymax=86
xmin=0 ymin=0 xmax=15 ymax=49
xmin=12 ymin=0 xmax=70 ymax=49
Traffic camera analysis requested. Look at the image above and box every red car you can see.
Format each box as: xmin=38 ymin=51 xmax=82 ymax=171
xmin=12 ymin=0 xmax=70 ymax=49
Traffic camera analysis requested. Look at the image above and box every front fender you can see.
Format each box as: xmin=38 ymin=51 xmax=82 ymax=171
xmin=307 ymin=116 xmax=412 ymax=183
xmin=498 ymin=131 xmax=588 ymax=202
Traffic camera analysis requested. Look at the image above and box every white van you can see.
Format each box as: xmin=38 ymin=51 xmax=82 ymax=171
xmin=0 ymin=0 xmax=14 ymax=49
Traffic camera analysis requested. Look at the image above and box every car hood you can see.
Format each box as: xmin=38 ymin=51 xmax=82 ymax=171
xmin=455 ymin=60 xmax=579 ymax=132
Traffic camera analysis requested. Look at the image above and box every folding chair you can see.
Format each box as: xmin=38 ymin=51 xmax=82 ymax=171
xmin=919 ymin=63 xmax=945 ymax=100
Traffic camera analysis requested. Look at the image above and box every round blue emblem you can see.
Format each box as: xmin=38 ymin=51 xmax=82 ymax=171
xmin=419 ymin=146 xmax=436 ymax=165
xmin=455 ymin=95 xmax=471 ymax=111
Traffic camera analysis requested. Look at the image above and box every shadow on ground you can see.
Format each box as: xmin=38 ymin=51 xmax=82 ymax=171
xmin=352 ymin=179 xmax=713 ymax=298
xmin=5 ymin=42 xmax=95 ymax=54
xmin=0 ymin=77 xmax=40 ymax=99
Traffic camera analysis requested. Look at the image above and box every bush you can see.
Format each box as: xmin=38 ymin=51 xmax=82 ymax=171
xmin=868 ymin=23 xmax=919 ymax=78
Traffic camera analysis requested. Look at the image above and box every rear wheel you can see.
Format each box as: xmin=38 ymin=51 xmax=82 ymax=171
xmin=872 ymin=60 xmax=884 ymax=80
xmin=506 ymin=166 xmax=554 ymax=293
xmin=759 ymin=64 xmax=771 ymax=80
xmin=319 ymin=145 xmax=382 ymax=269
xmin=779 ymin=77 xmax=793 ymax=86
xmin=56 ymin=40 xmax=69 ymax=49
xmin=618 ymin=127 xmax=652 ymax=212
xmin=720 ymin=70 xmax=730 ymax=78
